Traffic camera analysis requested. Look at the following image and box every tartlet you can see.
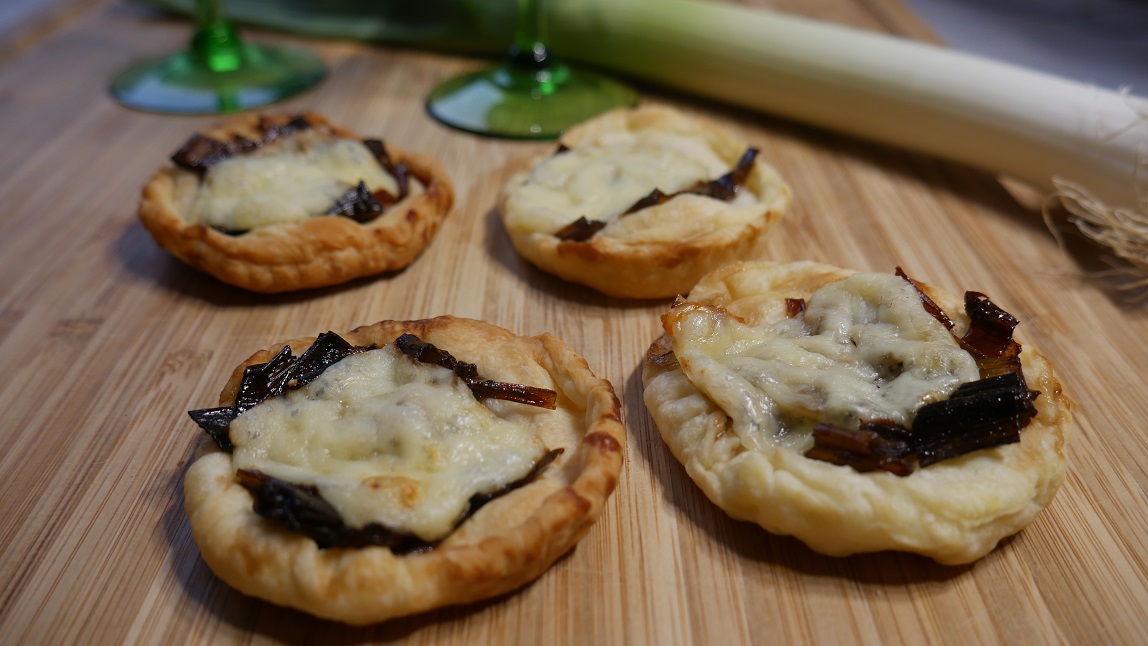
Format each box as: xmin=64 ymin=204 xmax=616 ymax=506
xmin=498 ymin=106 xmax=791 ymax=299
xmin=139 ymin=112 xmax=454 ymax=293
xmin=184 ymin=316 xmax=624 ymax=624
xmin=642 ymin=260 xmax=1072 ymax=564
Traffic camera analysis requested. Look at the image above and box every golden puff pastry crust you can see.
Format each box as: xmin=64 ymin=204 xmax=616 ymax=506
xmin=641 ymin=261 xmax=1072 ymax=564
xmin=139 ymin=112 xmax=454 ymax=293
xmin=184 ymin=316 xmax=624 ymax=624
xmin=498 ymin=105 xmax=791 ymax=299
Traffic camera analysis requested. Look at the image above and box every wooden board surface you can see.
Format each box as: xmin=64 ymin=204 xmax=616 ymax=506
xmin=1 ymin=1 xmax=1147 ymax=643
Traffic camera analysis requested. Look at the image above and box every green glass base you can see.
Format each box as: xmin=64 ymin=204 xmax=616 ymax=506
xmin=109 ymin=43 xmax=326 ymax=115
xmin=426 ymin=62 xmax=637 ymax=139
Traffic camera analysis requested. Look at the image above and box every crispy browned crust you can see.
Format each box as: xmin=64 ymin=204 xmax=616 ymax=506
xmin=641 ymin=261 xmax=1073 ymax=564
xmin=184 ymin=316 xmax=624 ymax=624
xmin=498 ymin=106 xmax=791 ymax=299
xmin=139 ymin=113 xmax=454 ymax=293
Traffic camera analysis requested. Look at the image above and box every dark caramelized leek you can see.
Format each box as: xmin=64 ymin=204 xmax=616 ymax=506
xmin=805 ymin=373 xmax=1039 ymax=473
xmin=554 ymin=216 xmax=608 ymax=242
xmin=171 ymin=135 xmax=238 ymax=174
xmin=393 ymin=333 xmax=558 ymax=409
xmin=170 ymin=120 xmax=409 ymax=227
xmin=323 ymin=140 xmax=412 ymax=224
xmin=622 ymin=188 xmax=672 ymax=215
xmin=362 ymin=138 xmax=411 ymax=204
xmin=190 ymin=332 xmax=558 ymax=451
xmin=257 ymin=114 xmax=311 ymax=142
xmin=682 ymin=147 xmax=757 ymax=201
xmin=804 ymin=423 xmax=914 ymax=476
xmin=958 ymin=291 xmax=1024 ymax=378
xmin=172 ymin=114 xmax=313 ymax=174
xmin=464 ymin=448 xmax=564 ymax=515
xmin=327 ymin=181 xmax=382 ymax=221
xmin=188 ymin=331 xmax=365 ymax=451
xmin=186 ymin=407 xmax=239 ymax=452
xmin=898 ymin=270 xmax=1026 ymax=377
xmin=237 ymin=469 xmax=429 ymax=551
xmin=896 ymin=267 xmax=955 ymax=331
xmin=911 ymin=372 xmax=1038 ymax=467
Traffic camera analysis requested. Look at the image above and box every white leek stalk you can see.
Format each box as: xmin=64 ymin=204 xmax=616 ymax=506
xmin=548 ymin=0 xmax=1148 ymax=275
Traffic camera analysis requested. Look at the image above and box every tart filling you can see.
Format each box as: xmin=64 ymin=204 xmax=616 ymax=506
xmin=504 ymin=132 xmax=762 ymax=243
xmin=187 ymin=132 xmax=408 ymax=231
xmin=189 ymin=331 xmax=562 ymax=550
xmin=229 ymin=343 xmax=550 ymax=542
xmin=665 ymin=271 xmax=982 ymax=454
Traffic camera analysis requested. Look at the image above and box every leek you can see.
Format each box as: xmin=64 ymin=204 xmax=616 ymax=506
xmin=137 ymin=0 xmax=1148 ymax=278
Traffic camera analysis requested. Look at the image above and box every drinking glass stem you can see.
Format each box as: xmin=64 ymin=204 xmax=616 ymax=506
xmin=191 ymin=0 xmax=243 ymax=73
xmin=506 ymin=0 xmax=567 ymax=95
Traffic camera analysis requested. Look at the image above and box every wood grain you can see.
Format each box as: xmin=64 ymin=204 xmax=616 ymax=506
xmin=1 ymin=0 xmax=1146 ymax=643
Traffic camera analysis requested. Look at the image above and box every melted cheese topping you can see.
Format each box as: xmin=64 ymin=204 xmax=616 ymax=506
xmin=189 ymin=131 xmax=401 ymax=230
xmin=229 ymin=345 xmax=547 ymax=541
xmin=668 ymin=272 xmax=979 ymax=452
xmin=502 ymin=130 xmax=762 ymax=239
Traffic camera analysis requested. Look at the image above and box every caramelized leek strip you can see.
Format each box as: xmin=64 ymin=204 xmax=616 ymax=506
xmin=554 ymin=216 xmax=608 ymax=242
xmin=171 ymin=113 xmax=313 ymax=173
xmin=682 ymin=147 xmax=757 ymax=200
xmin=912 ymin=372 xmax=1037 ymax=467
xmin=363 ymin=138 xmax=411 ymax=202
xmin=896 ymin=266 xmax=955 ymax=330
xmin=322 ymin=140 xmax=410 ymax=224
xmin=804 ymin=422 xmax=914 ymax=476
xmin=187 ymin=331 xmax=365 ymax=451
xmin=393 ymin=333 xmax=559 ymax=409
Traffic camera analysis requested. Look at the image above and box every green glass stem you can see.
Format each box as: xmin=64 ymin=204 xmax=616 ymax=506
xmin=191 ymin=20 xmax=244 ymax=73
xmin=426 ymin=0 xmax=636 ymax=139
xmin=109 ymin=0 xmax=325 ymax=115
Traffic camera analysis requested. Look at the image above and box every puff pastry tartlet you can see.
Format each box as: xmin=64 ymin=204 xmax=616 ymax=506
xmin=184 ymin=316 xmax=624 ymax=624
xmin=642 ymin=261 xmax=1072 ymax=564
xmin=139 ymin=112 xmax=454 ymax=292
xmin=498 ymin=106 xmax=791 ymax=299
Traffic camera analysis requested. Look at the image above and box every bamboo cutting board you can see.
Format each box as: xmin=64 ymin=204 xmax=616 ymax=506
xmin=1 ymin=0 xmax=1146 ymax=643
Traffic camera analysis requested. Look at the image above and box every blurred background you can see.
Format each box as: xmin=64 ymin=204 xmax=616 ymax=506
xmin=3 ymin=0 xmax=1146 ymax=93
xmin=904 ymin=0 xmax=1148 ymax=92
